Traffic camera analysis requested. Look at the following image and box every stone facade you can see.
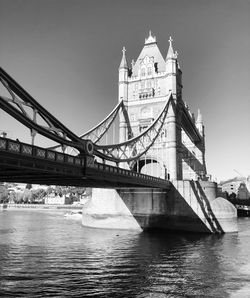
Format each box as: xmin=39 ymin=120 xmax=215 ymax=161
xmin=222 ymin=179 xmax=250 ymax=199
xmin=118 ymin=32 xmax=207 ymax=181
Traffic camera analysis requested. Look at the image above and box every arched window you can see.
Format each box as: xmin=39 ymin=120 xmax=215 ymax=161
xmin=147 ymin=67 xmax=152 ymax=76
xmin=141 ymin=68 xmax=146 ymax=77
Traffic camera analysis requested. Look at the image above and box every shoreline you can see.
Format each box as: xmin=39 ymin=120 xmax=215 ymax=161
xmin=0 ymin=203 xmax=83 ymax=211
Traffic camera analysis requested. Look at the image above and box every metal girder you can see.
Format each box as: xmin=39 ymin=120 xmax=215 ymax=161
xmin=49 ymin=100 xmax=133 ymax=155
xmin=94 ymin=94 xmax=173 ymax=163
xmin=0 ymin=137 xmax=171 ymax=188
xmin=0 ymin=67 xmax=93 ymax=154
xmin=80 ymin=100 xmax=133 ymax=143
xmin=180 ymin=104 xmax=202 ymax=143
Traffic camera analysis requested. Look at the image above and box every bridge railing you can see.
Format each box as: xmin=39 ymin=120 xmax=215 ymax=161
xmin=0 ymin=137 xmax=84 ymax=167
xmin=90 ymin=161 xmax=167 ymax=183
xmin=0 ymin=137 xmax=170 ymax=186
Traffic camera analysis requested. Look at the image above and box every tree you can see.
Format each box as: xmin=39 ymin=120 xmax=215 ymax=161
xmin=9 ymin=191 xmax=16 ymax=203
xmin=16 ymin=192 xmax=24 ymax=204
xmin=46 ymin=186 xmax=53 ymax=195
xmin=23 ymin=189 xmax=32 ymax=203
xmin=0 ymin=186 xmax=8 ymax=203
xmin=25 ymin=183 xmax=32 ymax=190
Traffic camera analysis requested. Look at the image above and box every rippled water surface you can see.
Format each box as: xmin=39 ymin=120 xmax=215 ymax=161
xmin=0 ymin=210 xmax=250 ymax=297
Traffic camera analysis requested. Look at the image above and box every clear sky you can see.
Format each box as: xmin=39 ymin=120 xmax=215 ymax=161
xmin=0 ymin=0 xmax=250 ymax=182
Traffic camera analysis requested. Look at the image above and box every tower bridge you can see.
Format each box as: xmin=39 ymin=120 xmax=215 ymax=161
xmin=0 ymin=32 xmax=237 ymax=233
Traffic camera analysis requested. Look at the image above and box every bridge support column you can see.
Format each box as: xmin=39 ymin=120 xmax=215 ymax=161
xmin=167 ymin=103 xmax=178 ymax=180
xmin=82 ymin=182 xmax=237 ymax=233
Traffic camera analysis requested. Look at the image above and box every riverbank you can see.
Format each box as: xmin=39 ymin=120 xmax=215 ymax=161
xmin=0 ymin=203 xmax=83 ymax=211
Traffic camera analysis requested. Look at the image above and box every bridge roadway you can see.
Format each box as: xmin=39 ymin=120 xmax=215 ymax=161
xmin=0 ymin=137 xmax=171 ymax=189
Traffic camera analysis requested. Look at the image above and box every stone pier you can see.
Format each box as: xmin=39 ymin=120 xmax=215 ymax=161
xmin=82 ymin=181 xmax=238 ymax=233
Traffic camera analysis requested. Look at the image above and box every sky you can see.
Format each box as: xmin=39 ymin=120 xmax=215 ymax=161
xmin=0 ymin=0 xmax=250 ymax=182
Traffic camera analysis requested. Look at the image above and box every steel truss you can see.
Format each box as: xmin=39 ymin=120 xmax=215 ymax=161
xmin=94 ymin=94 xmax=173 ymax=163
xmin=50 ymin=99 xmax=132 ymax=154
xmin=0 ymin=67 xmax=94 ymax=155
xmin=80 ymin=100 xmax=132 ymax=143
xmin=0 ymin=67 xmax=173 ymax=165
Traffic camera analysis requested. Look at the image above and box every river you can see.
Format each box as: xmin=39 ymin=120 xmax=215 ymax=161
xmin=0 ymin=210 xmax=250 ymax=297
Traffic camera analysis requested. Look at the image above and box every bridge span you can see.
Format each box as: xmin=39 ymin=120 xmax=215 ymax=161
xmin=0 ymin=137 xmax=171 ymax=189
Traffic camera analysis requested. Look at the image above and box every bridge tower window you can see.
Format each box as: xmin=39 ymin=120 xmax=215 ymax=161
xmin=141 ymin=68 xmax=146 ymax=77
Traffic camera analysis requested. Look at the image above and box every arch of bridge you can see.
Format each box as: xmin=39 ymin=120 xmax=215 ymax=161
xmin=131 ymin=154 xmax=167 ymax=179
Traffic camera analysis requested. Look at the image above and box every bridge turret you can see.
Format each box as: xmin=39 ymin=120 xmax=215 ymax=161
xmin=195 ymin=109 xmax=207 ymax=177
xmin=119 ymin=46 xmax=128 ymax=101
xmin=196 ymin=109 xmax=204 ymax=136
xmin=165 ymin=37 xmax=183 ymax=180
xmin=119 ymin=47 xmax=129 ymax=142
xmin=165 ymin=37 xmax=182 ymax=100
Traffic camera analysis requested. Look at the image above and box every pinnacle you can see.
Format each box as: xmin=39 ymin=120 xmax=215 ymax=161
xmin=166 ymin=36 xmax=176 ymax=59
xmin=145 ymin=30 xmax=157 ymax=45
xmin=119 ymin=46 xmax=128 ymax=69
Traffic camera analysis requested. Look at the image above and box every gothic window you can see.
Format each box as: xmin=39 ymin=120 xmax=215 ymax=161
xmin=141 ymin=80 xmax=145 ymax=89
xmin=154 ymin=62 xmax=158 ymax=73
xmin=141 ymin=68 xmax=146 ymax=77
xmin=147 ymin=67 xmax=152 ymax=76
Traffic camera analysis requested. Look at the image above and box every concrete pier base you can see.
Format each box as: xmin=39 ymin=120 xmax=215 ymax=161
xmin=82 ymin=180 xmax=238 ymax=233
xmin=82 ymin=188 xmax=142 ymax=230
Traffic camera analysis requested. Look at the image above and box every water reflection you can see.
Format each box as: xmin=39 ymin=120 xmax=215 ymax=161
xmin=0 ymin=211 xmax=250 ymax=297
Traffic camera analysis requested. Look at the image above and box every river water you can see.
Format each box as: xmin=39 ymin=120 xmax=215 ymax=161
xmin=0 ymin=210 xmax=250 ymax=298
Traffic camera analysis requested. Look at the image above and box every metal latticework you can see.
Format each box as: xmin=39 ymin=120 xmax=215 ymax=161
xmin=50 ymin=99 xmax=133 ymax=154
xmin=0 ymin=67 xmax=93 ymax=155
xmin=94 ymin=94 xmax=173 ymax=163
xmin=80 ymin=100 xmax=133 ymax=143
xmin=0 ymin=67 xmax=174 ymax=165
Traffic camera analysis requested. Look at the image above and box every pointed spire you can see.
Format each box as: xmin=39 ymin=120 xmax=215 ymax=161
xmin=166 ymin=36 xmax=175 ymax=59
xmin=131 ymin=59 xmax=135 ymax=68
xmin=196 ymin=109 xmax=204 ymax=136
xmin=197 ymin=109 xmax=203 ymax=123
xmin=119 ymin=46 xmax=128 ymax=69
xmin=145 ymin=30 xmax=157 ymax=45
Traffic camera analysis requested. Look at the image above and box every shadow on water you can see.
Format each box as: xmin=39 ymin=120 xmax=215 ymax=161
xmin=78 ymin=226 xmax=229 ymax=297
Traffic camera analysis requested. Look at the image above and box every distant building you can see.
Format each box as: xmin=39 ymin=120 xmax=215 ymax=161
xmin=45 ymin=193 xmax=71 ymax=205
xmin=221 ymin=177 xmax=250 ymax=200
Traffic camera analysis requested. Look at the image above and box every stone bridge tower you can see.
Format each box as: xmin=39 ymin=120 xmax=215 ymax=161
xmin=118 ymin=32 xmax=207 ymax=181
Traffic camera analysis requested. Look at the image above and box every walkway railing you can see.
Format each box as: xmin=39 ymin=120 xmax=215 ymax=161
xmin=0 ymin=137 xmax=84 ymax=167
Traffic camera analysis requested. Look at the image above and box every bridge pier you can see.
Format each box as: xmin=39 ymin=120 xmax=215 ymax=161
xmin=82 ymin=181 xmax=237 ymax=233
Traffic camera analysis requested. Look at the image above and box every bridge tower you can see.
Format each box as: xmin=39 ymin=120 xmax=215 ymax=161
xmin=118 ymin=31 xmax=206 ymax=181
xmin=118 ymin=47 xmax=129 ymax=143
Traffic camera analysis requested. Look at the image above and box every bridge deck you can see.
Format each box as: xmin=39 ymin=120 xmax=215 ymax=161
xmin=0 ymin=137 xmax=171 ymax=189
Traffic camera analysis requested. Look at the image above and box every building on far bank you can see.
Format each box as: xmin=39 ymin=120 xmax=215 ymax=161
xmin=221 ymin=177 xmax=250 ymax=200
xmin=44 ymin=193 xmax=71 ymax=205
